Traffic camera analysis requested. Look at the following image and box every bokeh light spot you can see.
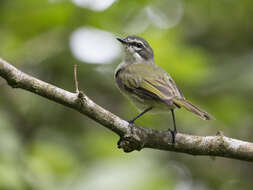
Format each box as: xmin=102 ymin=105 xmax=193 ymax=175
xmin=72 ymin=0 xmax=116 ymax=11
xmin=70 ymin=27 xmax=120 ymax=64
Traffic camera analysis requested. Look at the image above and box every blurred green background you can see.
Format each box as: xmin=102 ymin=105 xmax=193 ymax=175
xmin=1 ymin=0 xmax=253 ymax=189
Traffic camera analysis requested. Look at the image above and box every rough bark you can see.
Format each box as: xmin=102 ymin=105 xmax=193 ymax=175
xmin=1 ymin=57 xmax=253 ymax=162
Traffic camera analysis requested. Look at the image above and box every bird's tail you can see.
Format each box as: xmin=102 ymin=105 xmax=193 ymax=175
xmin=173 ymin=98 xmax=213 ymax=120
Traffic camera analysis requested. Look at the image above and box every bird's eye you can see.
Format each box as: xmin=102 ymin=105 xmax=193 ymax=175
xmin=134 ymin=42 xmax=143 ymax=48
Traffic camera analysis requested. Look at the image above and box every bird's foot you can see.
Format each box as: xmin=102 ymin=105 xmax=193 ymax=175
xmin=168 ymin=129 xmax=177 ymax=144
xmin=128 ymin=119 xmax=135 ymax=124
xmin=128 ymin=120 xmax=135 ymax=134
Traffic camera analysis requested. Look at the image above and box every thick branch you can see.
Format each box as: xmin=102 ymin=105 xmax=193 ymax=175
xmin=1 ymin=57 xmax=253 ymax=162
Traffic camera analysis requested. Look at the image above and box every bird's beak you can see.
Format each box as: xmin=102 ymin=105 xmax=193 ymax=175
xmin=116 ymin=37 xmax=127 ymax=45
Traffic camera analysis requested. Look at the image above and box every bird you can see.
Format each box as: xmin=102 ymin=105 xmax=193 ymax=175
xmin=115 ymin=35 xmax=213 ymax=143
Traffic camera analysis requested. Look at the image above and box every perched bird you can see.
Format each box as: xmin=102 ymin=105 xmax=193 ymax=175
xmin=115 ymin=35 xmax=213 ymax=143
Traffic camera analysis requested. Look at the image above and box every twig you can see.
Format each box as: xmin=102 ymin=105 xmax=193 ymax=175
xmin=74 ymin=64 xmax=79 ymax=93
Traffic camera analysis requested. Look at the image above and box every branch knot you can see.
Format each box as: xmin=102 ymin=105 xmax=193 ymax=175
xmin=117 ymin=125 xmax=145 ymax=152
xmin=117 ymin=135 xmax=143 ymax=152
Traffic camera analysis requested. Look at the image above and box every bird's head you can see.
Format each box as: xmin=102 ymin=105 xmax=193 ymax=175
xmin=117 ymin=36 xmax=154 ymax=63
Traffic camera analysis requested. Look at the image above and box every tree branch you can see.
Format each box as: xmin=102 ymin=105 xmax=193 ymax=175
xmin=1 ymin=57 xmax=253 ymax=162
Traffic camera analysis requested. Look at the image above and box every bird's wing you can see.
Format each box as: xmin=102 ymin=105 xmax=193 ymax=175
xmin=118 ymin=63 xmax=184 ymax=102
xmin=117 ymin=63 xmax=214 ymax=120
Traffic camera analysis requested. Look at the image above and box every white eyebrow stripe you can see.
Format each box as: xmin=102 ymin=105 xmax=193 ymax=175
xmin=128 ymin=39 xmax=146 ymax=48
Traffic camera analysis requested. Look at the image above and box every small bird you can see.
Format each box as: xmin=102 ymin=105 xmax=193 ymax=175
xmin=115 ymin=35 xmax=213 ymax=143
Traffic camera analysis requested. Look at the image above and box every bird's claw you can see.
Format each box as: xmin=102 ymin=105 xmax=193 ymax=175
xmin=168 ymin=128 xmax=177 ymax=144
